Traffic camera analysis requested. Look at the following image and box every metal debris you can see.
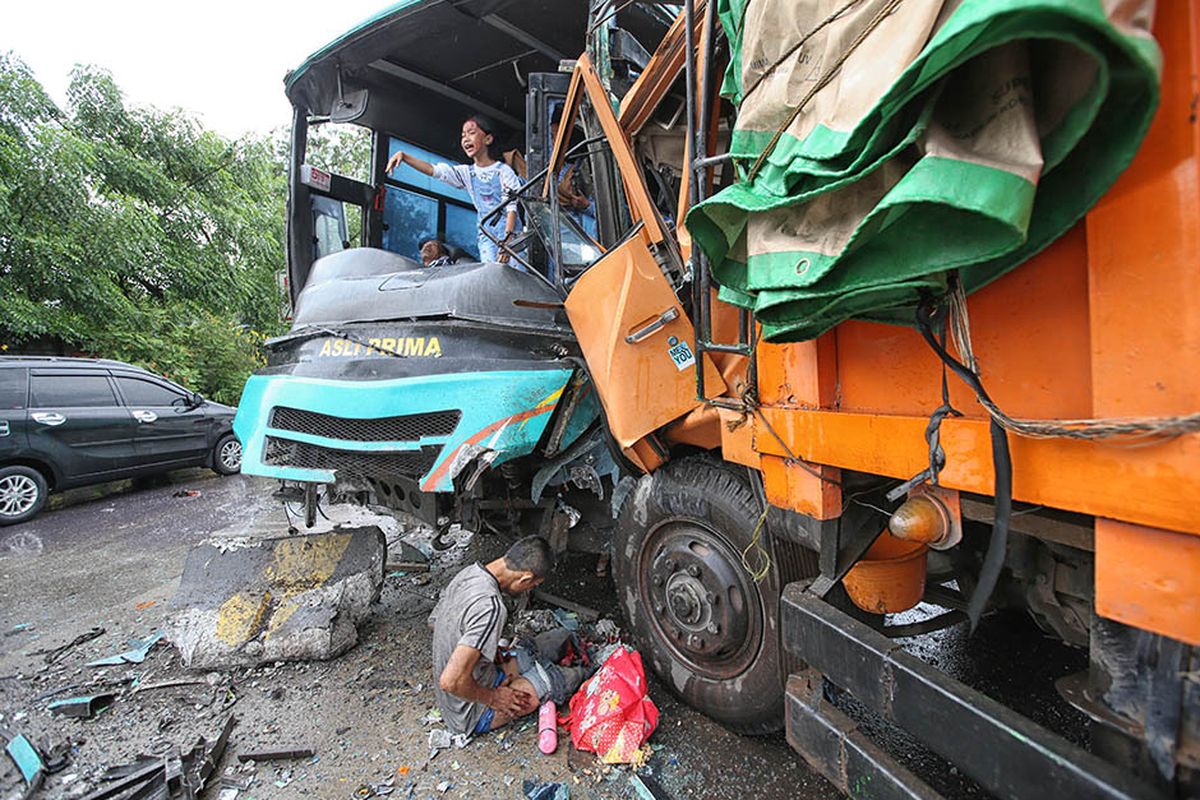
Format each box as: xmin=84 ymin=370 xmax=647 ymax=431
xmin=524 ymin=779 xmax=570 ymax=800
xmin=235 ymin=746 xmax=314 ymax=762
xmin=532 ymin=590 xmax=600 ymax=623
xmin=2 ymin=726 xmax=45 ymax=799
xmin=87 ymin=631 xmax=164 ymax=666
xmin=48 ymin=693 xmax=116 ymax=719
xmin=31 ymin=626 xmax=106 ymax=664
xmin=630 ymin=773 xmax=671 ymax=800
xmin=427 ymin=729 xmax=470 ymax=752
xmin=134 ymin=678 xmax=208 ymax=694
xmin=81 ymin=715 xmax=235 ymax=800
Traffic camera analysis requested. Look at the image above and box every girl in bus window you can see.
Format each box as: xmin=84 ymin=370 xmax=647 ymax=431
xmin=386 ymin=116 xmax=521 ymax=264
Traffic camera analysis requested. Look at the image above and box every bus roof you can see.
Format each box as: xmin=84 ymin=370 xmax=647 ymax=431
xmin=283 ymin=0 xmax=671 ymax=153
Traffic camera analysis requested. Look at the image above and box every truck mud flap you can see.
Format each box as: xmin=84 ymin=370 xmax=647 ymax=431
xmin=781 ymin=583 xmax=1160 ymax=800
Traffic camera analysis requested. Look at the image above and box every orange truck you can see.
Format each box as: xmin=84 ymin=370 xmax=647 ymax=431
xmin=542 ymin=1 xmax=1198 ymax=797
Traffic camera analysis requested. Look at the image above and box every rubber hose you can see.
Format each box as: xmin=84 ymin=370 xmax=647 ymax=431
xmin=968 ymin=418 xmax=1011 ymax=630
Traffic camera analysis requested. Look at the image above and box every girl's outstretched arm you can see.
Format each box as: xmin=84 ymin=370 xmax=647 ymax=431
xmin=386 ymin=151 xmax=435 ymax=177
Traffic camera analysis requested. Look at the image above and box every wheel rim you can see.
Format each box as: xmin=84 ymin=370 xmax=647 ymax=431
xmin=636 ymin=518 xmax=765 ymax=680
xmin=219 ymin=439 xmax=242 ymax=471
xmin=0 ymin=475 xmax=40 ymax=517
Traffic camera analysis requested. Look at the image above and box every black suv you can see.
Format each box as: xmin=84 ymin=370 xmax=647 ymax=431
xmin=0 ymin=356 xmax=241 ymax=525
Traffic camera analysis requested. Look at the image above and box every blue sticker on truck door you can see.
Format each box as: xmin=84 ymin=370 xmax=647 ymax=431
xmin=666 ymin=335 xmax=696 ymax=371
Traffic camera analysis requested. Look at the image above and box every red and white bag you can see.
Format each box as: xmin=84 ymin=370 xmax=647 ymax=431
xmin=562 ymin=646 xmax=659 ymax=763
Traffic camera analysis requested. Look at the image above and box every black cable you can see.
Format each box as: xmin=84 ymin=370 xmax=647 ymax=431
xmin=916 ymin=294 xmax=1011 ymax=632
xmin=925 ymin=321 xmax=962 ymax=485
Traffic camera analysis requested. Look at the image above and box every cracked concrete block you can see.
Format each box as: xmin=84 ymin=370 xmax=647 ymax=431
xmin=168 ymin=526 xmax=386 ymax=669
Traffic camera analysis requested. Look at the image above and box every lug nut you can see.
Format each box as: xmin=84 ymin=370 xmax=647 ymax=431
xmin=705 ymin=592 xmax=717 ymax=604
xmin=652 ymin=575 xmax=663 ymax=586
xmin=664 ymin=558 xmax=676 ymax=571
xmin=707 ymin=623 xmax=719 ymax=635
xmin=687 ymin=565 xmax=700 ymax=577
xmin=654 ymin=603 xmax=665 ymax=615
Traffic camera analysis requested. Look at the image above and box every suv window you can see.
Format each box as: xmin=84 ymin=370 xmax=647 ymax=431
xmin=116 ymin=376 xmax=186 ymax=407
xmin=0 ymin=368 xmax=28 ymax=410
xmin=29 ymin=374 xmax=117 ymax=408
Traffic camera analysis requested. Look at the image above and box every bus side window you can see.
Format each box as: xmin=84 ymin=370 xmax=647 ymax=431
xmin=312 ymin=195 xmax=348 ymax=260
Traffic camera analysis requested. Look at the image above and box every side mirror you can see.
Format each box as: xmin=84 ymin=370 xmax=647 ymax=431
xmin=189 ymin=392 xmax=205 ymax=408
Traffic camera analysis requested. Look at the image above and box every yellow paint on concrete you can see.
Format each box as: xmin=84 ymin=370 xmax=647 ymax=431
xmin=260 ymin=532 xmax=353 ymax=640
xmin=215 ymin=590 xmax=272 ymax=647
xmin=210 ymin=532 xmax=358 ymax=646
xmin=264 ymin=600 xmax=300 ymax=639
xmin=264 ymin=532 xmax=352 ymax=591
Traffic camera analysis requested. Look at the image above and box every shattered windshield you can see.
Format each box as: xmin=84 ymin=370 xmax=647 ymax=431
xmin=523 ymin=198 xmax=603 ymax=280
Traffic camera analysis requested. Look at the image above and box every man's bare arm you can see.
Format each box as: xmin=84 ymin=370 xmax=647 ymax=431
xmin=439 ymin=645 xmax=531 ymax=716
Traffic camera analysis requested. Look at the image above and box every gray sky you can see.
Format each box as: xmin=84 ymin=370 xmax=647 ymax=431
xmin=1 ymin=1 xmax=389 ymax=139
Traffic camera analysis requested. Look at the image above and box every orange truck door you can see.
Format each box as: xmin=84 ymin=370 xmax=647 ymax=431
xmin=552 ymin=55 xmax=723 ymax=453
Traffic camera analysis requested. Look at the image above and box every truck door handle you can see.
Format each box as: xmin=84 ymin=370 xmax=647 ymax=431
xmin=133 ymin=410 xmax=158 ymax=424
xmin=32 ymin=412 xmax=67 ymax=426
xmin=625 ymin=307 xmax=680 ymax=344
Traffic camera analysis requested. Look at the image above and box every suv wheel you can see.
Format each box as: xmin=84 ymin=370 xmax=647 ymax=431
xmin=212 ymin=434 xmax=242 ymax=476
xmin=0 ymin=466 xmax=49 ymax=526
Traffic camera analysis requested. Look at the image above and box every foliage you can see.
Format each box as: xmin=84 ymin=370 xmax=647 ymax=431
xmin=0 ymin=53 xmax=288 ymax=405
xmin=277 ymin=122 xmax=372 ymax=245
xmin=302 ymin=122 xmax=372 ymax=184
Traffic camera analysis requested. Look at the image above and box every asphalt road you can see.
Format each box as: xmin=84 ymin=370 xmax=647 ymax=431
xmin=0 ymin=474 xmax=1089 ymax=799
xmin=0 ymin=471 xmax=276 ymax=633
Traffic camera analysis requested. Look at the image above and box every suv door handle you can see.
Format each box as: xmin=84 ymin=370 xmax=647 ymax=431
xmin=132 ymin=410 xmax=158 ymax=424
xmin=625 ymin=307 xmax=680 ymax=344
xmin=32 ymin=412 xmax=67 ymax=426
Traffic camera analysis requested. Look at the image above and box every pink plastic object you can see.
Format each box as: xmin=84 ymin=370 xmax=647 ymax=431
xmin=537 ymin=700 xmax=558 ymax=754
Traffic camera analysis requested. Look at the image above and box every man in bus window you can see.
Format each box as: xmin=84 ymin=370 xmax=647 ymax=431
xmin=420 ymin=239 xmax=453 ymax=267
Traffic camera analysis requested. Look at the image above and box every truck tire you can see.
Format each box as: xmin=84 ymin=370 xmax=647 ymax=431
xmin=613 ymin=456 xmax=808 ymax=734
xmin=0 ymin=465 xmax=49 ymax=526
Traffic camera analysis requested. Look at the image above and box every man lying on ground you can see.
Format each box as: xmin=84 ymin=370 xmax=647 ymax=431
xmin=430 ymin=535 xmax=589 ymax=735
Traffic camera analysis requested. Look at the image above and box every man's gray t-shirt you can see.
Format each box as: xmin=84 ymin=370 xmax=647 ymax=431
xmin=430 ymin=563 xmax=505 ymax=734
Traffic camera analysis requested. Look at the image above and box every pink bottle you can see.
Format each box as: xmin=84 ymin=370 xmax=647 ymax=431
xmin=537 ymin=700 xmax=558 ymax=754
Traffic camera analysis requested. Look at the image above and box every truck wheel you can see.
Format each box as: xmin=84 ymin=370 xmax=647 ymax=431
xmin=0 ymin=466 xmax=49 ymax=526
xmin=613 ymin=456 xmax=810 ymax=734
xmin=212 ymin=434 xmax=242 ymax=476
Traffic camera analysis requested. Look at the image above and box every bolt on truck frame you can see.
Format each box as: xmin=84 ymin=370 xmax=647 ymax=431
xmin=236 ymin=1 xmax=1199 ymax=797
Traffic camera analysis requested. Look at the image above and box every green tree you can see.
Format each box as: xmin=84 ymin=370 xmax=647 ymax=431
xmin=0 ymin=54 xmax=288 ymax=404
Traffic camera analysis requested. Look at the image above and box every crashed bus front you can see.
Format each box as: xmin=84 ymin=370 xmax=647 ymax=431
xmin=234 ymin=253 xmax=590 ymax=527
xmin=232 ymin=0 xmax=668 ymax=534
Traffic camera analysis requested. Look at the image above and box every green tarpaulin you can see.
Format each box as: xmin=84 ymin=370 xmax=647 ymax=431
xmin=685 ymin=0 xmax=1161 ymax=342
